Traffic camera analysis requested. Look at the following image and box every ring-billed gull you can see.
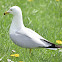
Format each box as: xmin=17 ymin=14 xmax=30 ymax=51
xmin=4 ymin=6 xmax=62 ymax=53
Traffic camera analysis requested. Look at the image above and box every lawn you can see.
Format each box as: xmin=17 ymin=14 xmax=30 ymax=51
xmin=0 ymin=0 xmax=62 ymax=62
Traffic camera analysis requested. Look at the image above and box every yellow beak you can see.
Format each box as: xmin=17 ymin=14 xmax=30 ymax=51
xmin=4 ymin=11 xmax=9 ymax=15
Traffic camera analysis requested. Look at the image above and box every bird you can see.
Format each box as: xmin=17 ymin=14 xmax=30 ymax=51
xmin=4 ymin=6 xmax=62 ymax=53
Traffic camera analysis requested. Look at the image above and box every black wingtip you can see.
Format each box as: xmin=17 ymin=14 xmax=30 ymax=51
xmin=40 ymin=39 xmax=62 ymax=48
xmin=46 ymin=44 xmax=62 ymax=48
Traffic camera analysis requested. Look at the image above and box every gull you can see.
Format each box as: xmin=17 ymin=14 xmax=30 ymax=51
xmin=4 ymin=6 xmax=62 ymax=53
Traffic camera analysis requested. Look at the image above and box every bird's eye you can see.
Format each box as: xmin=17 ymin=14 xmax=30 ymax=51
xmin=10 ymin=9 xmax=12 ymax=11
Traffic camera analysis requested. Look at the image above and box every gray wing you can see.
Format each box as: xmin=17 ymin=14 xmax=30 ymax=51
xmin=15 ymin=28 xmax=52 ymax=48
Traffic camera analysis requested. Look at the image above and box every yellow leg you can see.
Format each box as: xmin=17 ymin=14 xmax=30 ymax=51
xmin=29 ymin=49 xmax=31 ymax=54
xmin=26 ymin=48 xmax=27 ymax=50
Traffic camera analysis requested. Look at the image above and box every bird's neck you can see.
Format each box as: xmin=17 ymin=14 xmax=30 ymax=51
xmin=10 ymin=14 xmax=24 ymax=34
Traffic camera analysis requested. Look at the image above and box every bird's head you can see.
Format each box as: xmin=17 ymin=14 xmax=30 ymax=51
xmin=4 ymin=6 xmax=22 ymax=16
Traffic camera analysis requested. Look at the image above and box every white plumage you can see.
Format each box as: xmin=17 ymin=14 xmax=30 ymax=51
xmin=4 ymin=6 xmax=62 ymax=50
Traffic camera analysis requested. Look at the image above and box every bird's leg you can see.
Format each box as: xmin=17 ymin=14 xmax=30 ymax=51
xmin=29 ymin=49 xmax=31 ymax=54
xmin=26 ymin=48 xmax=27 ymax=50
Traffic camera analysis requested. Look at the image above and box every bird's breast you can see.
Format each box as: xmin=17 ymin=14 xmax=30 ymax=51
xmin=10 ymin=33 xmax=25 ymax=47
xmin=9 ymin=33 xmax=43 ymax=48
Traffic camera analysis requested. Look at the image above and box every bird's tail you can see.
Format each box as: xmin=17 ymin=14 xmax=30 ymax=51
xmin=46 ymin=44 xmax=62 ymax=50
xmin=46 ymin=43 xmax=62 ymax=48
xmin=40 ymin=39 xmax=62 ymax=50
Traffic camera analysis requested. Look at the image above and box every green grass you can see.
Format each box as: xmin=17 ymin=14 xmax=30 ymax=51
xmin=0 ymin=0 xmax=62 ymax=62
